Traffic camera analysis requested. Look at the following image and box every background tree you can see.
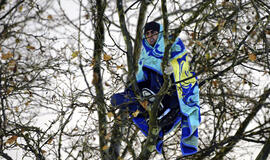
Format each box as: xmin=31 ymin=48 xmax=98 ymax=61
xmin=0 ymin=1 xmax=60 ymax=159
xmin=1 ymin=0 xmax=269 ymax=160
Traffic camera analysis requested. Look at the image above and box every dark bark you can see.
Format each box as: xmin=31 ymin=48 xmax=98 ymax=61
xmin=255 ymin=136 xmax=270 ymax=160
xmin=93 ymin=0 xmax=108 ymax=159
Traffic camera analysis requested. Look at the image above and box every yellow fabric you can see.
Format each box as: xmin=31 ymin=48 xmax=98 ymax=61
xmin=170 ymin=52 xmax=197 ymax=98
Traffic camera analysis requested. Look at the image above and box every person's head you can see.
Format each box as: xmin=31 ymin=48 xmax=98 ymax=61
xmin=144 ymin=21 xmax=160 ymax=46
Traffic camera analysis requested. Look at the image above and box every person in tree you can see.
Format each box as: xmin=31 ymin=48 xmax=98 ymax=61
xmin=111 ymin=21 xmax=200 ymax=156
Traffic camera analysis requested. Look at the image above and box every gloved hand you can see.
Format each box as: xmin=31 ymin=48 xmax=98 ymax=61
xmin=164 ymin=63 xmax=174 ymax=75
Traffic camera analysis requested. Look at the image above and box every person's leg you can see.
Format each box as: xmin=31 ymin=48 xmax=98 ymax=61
xmin=111 ymin=89 xmax=145 ymax=113
xmin=111 ymin=89 xmax=150 ymax=138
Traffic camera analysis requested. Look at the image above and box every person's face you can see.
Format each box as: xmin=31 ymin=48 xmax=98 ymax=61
xmin=145 ymin=30 xmax=159 ymax=46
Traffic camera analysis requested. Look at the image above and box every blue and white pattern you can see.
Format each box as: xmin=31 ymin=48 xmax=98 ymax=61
xmin=135 ymin=24 xmax=201 ymax=156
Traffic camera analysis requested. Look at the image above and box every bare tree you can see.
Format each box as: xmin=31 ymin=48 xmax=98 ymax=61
xmin=0 ymin=1 xmax=63 ymax=159
xmin=1 ymin=0 xmax=269 ymax=160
